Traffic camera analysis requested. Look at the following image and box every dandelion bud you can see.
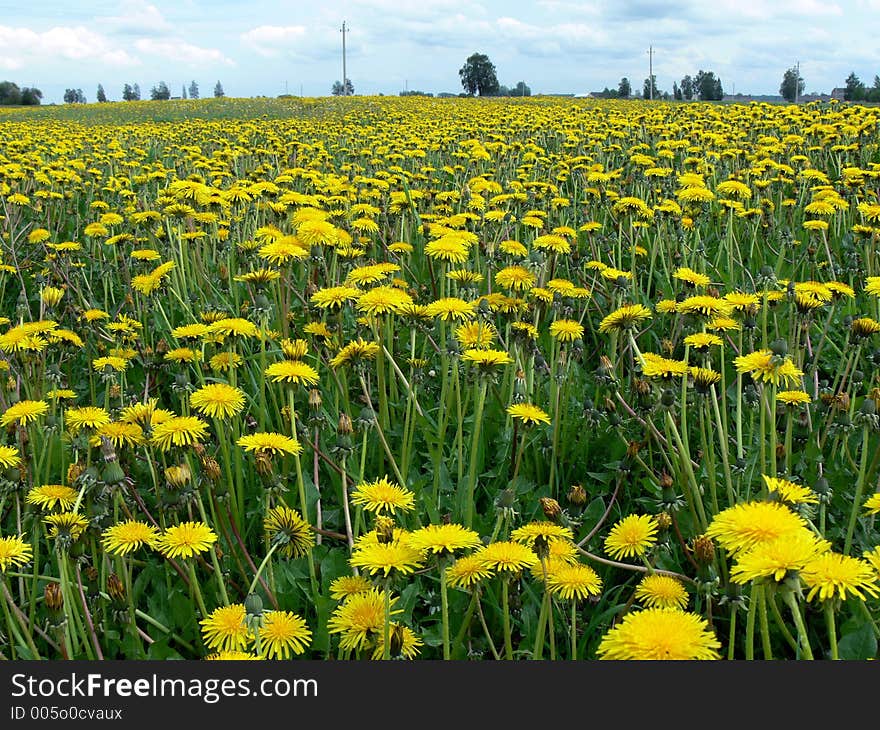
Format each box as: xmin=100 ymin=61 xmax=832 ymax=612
xmin=567 ymin=484 xmax=587 ymax=506
xmin=308 ymin=388 xmax=322 ymax=410
xmin=661 ymin=389 xmax=676 ymax=407
xmin=659 ymin=471 xmax=674 ymax=490
xmin=108 ymin=384 xmax=121 ymax=399
xmin=255 ymin=451 xmax=273 ymax=476
xmin=67 ymin=462 xmax=85 ymax=485
xmin=389 ymin=623 xmax=406 ymax=657
xmin=107 ymin=573 xmax=126 ymax=603
xmin=44 ymin=582 xmax=64 ymax=612
xmin=245 ymin=592 xmax=264 ymax=618
xmin=540 ymin=497 xmax=561 ymax=521
xmin=661 ymin=338 xmax=675 ymax=355
xmin=164 ymin=463 xmax=191 ymax=488
xmin=375 ymin=515 xmax=395 ymax=544
xmin=5 ymin=376 xmax=15 ymax=392
xmin=337 ymin=413 xmax=353 ymax=435
xmin=769 ymin=338 xmax=788 ymax=358
xmin=692 ymin=535 xmax=715 ymax=567
xmin=202 ymin=456 xmax=221 ymax=483
xmin=656 ymin=511 xmax=673 ymax=530
xmin=102 ymin=460 xmax=126 ymax=487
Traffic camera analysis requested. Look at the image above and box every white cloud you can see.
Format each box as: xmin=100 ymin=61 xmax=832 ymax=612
xmin=0 ymin=25 xmax=140 ymax=67
xmin=240 ymin=25 xmax=308 ymax=57
xmin=104 ymin=3 xmax=173 ymax=36
xmin=134 ymin=38 xmax=234 ymax=66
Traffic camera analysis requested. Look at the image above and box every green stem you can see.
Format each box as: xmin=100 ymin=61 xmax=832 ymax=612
xmin=844 ymin=427 xmax=870 ymax=555
xmin=824 ymin=601 xmax=838 ymax=660
xmin=464 ymin=381 xmax=489 ymax=529
xmin=783 ymin=590 xmax=814 ymax=660
xmin=501 ymin=577 xmax=513 ymax=660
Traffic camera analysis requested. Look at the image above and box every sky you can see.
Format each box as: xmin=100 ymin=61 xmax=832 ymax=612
xmin=2 ymin=0 xmax=880 ymax=104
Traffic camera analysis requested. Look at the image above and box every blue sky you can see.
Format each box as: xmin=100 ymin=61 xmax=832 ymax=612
xmin=2 ymin=0 xmax=879 ymax=103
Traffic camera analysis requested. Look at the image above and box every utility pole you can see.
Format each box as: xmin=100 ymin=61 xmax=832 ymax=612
xmin=795 ymin=60 xmax=800 ymax=104
xmin=341 ymin=21 xmax=348 ymax=96
xmin=648 ymin=45 xmax=653 ymax=100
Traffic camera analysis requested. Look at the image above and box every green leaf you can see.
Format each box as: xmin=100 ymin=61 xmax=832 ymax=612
xmin=837 ymin=622 xmax=877 ymax=660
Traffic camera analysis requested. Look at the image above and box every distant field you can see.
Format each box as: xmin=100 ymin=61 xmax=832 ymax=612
xmin=1 ymin=95 xmax=879 ymax=660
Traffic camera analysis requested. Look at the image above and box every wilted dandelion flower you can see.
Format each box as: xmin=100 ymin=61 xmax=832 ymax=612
xmin=200 ymin=604 xmax=251 ymax=652
xmin=0 ymin=534 xmax=32 ymax=572
xmin=25 ymin=485 xmax=78 ymax=511
xmin=604 ymin=514 xmax=659 ymax=560
xmin=351 ymin=477 xmax=415 ymax=515
xmin=596 ymin=608 xmax=721 ymax=660
xmin=264 ymin=505 xmax=314 ymax=558
xmin=259 ymin=610 xmax=312 ymax=659
xmin=157 ymin=521 xmax=218 ymax=559
xmin=101 ymin=520 xmax=161 ymax=556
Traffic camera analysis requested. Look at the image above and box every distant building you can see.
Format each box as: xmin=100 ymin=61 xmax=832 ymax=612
xmin=722 ymin=93 xmax=784 ymax=103
xmin=831 ymin=87 xmax=846 ymax=101
xmin=799 ymin=93 xmax=832 ymax=103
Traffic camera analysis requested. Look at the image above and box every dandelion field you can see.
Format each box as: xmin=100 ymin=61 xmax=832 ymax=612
xmin=1 ymin=95 xmax=880 ymax=661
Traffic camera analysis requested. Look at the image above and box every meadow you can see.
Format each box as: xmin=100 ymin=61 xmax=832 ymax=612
xmin=0 ymin=94 xmax=879 ymax=661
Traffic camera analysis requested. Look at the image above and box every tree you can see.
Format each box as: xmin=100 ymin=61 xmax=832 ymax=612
xmin=133 ymin=83 xmax=141 ymax=100
xmin=96 ymin=84 xmax=107 ymax=103
xmin=618 ymin=77 xmax=631 ymax=99
xmin=181 ymin=85 xmax=187 ymax=99
xmin=673 ymin=81 xmax=682 ymax=101
xmin=694 ymin=70 xmax=723 ymax=101
xmin=189 ymin=80 xmax=199 ymax=99
xmin=844 ymin=72 xmax=866 ymax=101
xmin=779 ymin=66 xmax=805 ymax=103
xmin=19 ymin=87 xmax=41 ymax=105
xmin=870 ymin=75 xmax=880 ymax=103
xmin=643 ymin=75 xmax=658 ymax=100
xmin=513 ymin=81 xmax=531 ymax=97
xmin=331 ymin=79 xmax=354 ymax=96
xmin=680 ymin=74 xmax=694 ymax=101
xmin=150 ymin=81 xmax=170 ymax=101
xmin=0 ymin=81 xmax=22 ymax=105
xmin=63 ymin=88 xmax=86 ymax=103
xmin=213 ymin=81 xmax=225 ymax=98
xmin=458 ymin=52 xmax=499 ymax=96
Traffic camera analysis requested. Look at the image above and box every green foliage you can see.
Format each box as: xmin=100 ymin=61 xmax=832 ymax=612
xmin=459 ymin=52 xmax=500 ymax=96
